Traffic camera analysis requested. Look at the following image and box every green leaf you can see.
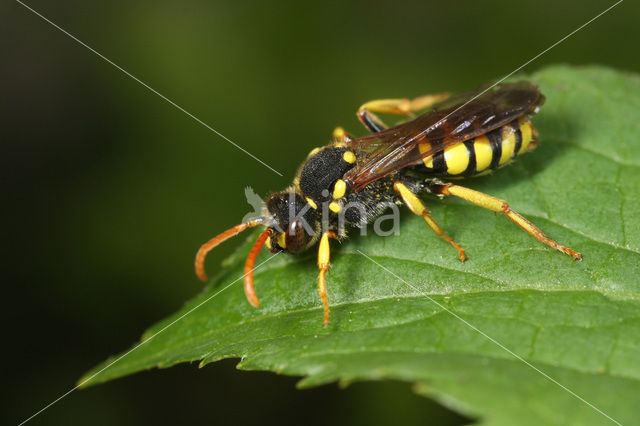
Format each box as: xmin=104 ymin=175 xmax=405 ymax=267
xmin=81 ymin=65 xmax=640 ymax=425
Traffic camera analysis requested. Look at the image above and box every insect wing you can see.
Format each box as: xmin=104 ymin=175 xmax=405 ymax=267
xmin=344 ymin=81 xmax=543 ymax=191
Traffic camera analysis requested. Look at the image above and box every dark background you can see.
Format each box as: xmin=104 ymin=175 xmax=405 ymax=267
xmin=3 ymin=1 xmax=638 ymax=425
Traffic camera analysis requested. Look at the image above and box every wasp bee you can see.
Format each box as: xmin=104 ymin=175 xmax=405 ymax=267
xmin=195 ymin=81 xmax=582 ymax=326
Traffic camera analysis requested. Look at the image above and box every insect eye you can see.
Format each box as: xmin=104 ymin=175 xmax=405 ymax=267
xmin=285 ymin=218 xmax=308 ymax=253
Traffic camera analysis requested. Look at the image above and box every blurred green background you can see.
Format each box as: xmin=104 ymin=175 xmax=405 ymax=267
xmin=3 ymin=0 xmax=638 ymax=424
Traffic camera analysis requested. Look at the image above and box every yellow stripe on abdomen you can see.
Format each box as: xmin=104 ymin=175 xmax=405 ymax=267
xmin=499 ymin=125 xmax=517 ymax=166
xmin=419 ymin=141 xmax=434 ymax=168
xmin=418 ymin=118 xmax=537 ymax=177
xmin=443 ymin=142 xmax=469 ymax=175
xmin=473 ymin=135 xmax=493 ymax=173
xmin=518 ymin=119 xmax=534 ymax=154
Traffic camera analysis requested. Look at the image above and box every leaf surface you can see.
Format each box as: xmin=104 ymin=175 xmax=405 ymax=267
xmin=81 ymin=66 xmax=640 ymax=425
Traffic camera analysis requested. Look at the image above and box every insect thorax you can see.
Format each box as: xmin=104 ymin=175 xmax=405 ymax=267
xmin=297 ymin=146 xmax=355 ymax=205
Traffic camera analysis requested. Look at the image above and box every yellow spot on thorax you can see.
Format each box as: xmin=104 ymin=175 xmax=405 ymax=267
xmin=444 ymin=142 xmax=469 ymax=175
xmin=473 ymin=135 xmax=493 ymax=172
xmin=333 ymin=127 xmax=346 ymax=139
xmin=343 ymin=151 xmax=356 ymax=164
xmin=333 ymin=179 xmax=346 ymax=199
xmin=308 ymin=147 xmax=321 ymax=157
xmin=329 ymin=202 xmax=341 ymax=213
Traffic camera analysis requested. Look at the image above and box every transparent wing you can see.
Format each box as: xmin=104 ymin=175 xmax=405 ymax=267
xmin=344 ymin=81 xmax=543 ymax=192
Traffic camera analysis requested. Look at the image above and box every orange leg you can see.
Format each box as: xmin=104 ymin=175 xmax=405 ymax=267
xmin=436 ymin=183 xmax=582 ymax=260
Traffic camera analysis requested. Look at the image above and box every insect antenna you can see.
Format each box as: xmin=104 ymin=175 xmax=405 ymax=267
xmin=195 ymin=217 xmax=267 ymax=282
xmin=243 ymin=228 xmax=274 ymax=307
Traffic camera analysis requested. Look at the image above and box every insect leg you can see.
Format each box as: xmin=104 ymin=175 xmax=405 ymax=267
xmin=317 ymin=230 xmax=338 ymax=326
xmin=409 ymin=92 xmax=452 ymax=111
xmin=430 ymin=182 xmax=582 ymax=260
xmin=357 ymin=92 xmax=451 ymax=133
xmin=393 ymin=181 xmax=466 ymax=262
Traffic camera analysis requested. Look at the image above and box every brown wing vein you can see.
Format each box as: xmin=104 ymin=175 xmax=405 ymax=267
xmin=344 ymin=81 xmax=543 ymax=192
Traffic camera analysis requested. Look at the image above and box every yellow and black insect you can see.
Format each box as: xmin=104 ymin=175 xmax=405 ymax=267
xmin=195 ymin=81 xmax=582 ymax=326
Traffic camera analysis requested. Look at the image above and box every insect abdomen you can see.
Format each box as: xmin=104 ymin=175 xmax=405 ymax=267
xmin=416 ymin=118 xmax=537 ymax=177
